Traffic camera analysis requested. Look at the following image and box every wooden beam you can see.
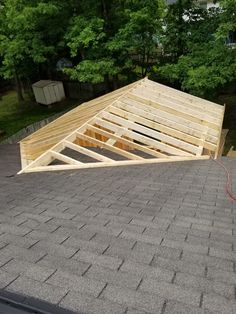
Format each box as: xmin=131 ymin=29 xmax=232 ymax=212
xmin=215 ymin=105 xmax=226 ymax=158
xmin=94 ymin=117 xmax=178 ymax=157
xmin=197 ymin=127 xmax=209 ymax=156
xmin=76 ymin=132 xmax=144 ymax=160
xmin=21 ymin=80 xmax=141 ymax=142
xmin=20 ymin=155 xmax=210 ymax=173
xmin=216 ymin=128 xmax=229 ymax=157
xmin=50 ymin=151 xmax=83 ymax=165
xmin=144 ymin=78 xmax=224 ymax=113
xmin=109 ymin=104 xmax=200 ymax=154
xmin=123 ymin=95 xmax=219 ymax=141
xmin=18 ymin=151 xmax=53 ymax=174
xmin=106 ymin=129 xmax=125 ymax=146
xmin=114 ymin=100 xmax=217 ymax=151
xmin=64 ymin=140 xmax=114 ymax=162
xmin=101 ymin=111 xmax=194 ymax=156
xmin=129 ymin=91 xmax=221 ymax=131
xmin=142 ymin=81 xmax=223 ymax=117
xmin=87 ymin=124 xmax=168 ymax=158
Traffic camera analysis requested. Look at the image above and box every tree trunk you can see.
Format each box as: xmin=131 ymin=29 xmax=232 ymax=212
xmin=141 ymin=46 xmax=146 ymax=77
xmin=14 ymin=69 xmax=24 ymax=102
xmin=177 ymin=0 xmax=184 ymax=57
xmin=112 ymin=74 xmax=119 ymax=90
xmin=144 ymin=48 xmax=151 ymax=77
xmin=101 ymin=0 xmax=108 ymax=23
xmin=104 ymin=74 xmax=111 ymax=92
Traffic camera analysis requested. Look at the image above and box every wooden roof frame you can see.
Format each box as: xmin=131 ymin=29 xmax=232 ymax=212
xmin=19 ymin=78 xmax=225 ymax=174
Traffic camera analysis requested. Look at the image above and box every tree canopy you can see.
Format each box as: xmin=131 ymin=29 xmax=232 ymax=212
xmin=0 ymin=0 xmax=235 ymax=100
xmin=156 ymin=0 xmax=236 ymax=97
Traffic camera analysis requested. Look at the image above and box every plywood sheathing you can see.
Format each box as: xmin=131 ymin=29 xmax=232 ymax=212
xmin=19 ymin=78 xmax=225 ymax=173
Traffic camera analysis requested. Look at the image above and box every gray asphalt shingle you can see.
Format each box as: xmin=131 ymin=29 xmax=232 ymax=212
xmin=0 ymin=144 xmax=236 ymax=314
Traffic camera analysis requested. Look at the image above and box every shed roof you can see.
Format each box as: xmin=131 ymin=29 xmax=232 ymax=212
xmin=19 ymin=78 xmax=225 ymax=173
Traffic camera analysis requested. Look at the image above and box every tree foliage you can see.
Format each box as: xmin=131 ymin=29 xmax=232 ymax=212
xmin=0 ymin=0 xmax=235 ymax=100
xmin=64 ymin=0 xmax=166 ymax=86
xmin=156 ymin=0 xmax=236 ymax=97
xmin=0 ymin=0 xmax=72 ymax=100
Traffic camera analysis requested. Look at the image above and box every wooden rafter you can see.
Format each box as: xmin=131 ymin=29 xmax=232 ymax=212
xmin=19 ymin=78 xmax=225 ymax=174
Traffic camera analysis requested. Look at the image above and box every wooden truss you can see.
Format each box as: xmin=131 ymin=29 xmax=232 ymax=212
xmin=19 ymin=78 xmax=225 ymax=173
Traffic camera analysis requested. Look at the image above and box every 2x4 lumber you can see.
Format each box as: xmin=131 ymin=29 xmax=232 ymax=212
xmin=144 ymin=79 xmax=223 ymax=113
xmin=87 ymin=124 xmax=168 ymax=158
xmin=216 ymin=128 xmax=228 ymax=157
xmin=143 ymin=80 xmax=223 ymax=115
xmin=20 ymin=155 xmax=210 ymax=174
xmin=132 ymin=89 xmax=221 ymax=129
xmin=122 ymin=94 xmax=219 ymax=143
xmin=196 ymin=127 xmax=209 ymax=157
xmin=18 ymin=141 xmax=70 ymax=173
xmin=109 ymin=104 xmax=200 ymax=154
xmin=50 ymin=151 xmax=83 ymax=165
xmin=141 ymin=82 xmax=223 ymax=119
xmin=101 ymin=111 xmax=194 ymax=157
xmin=76 ymin=132 xmax=144 ymax=160
xmin=106 ymin=129 xmax=125 ymax=146
xmin=114 ymin=100 xmax=217 ymax=151
xmin=18 ymin=150 xmax=54 ymax=174
xmin=94 ymin=117 xmax=172 ymax=158
xmin=215 ymin=105 xmax=226 ymax=158
xmin=64 ymin=140 xmax=114 ymax=162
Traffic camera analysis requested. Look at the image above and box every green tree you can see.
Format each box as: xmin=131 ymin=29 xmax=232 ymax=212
xmin=155 ymin=1 xmax=232 ymax=97
xmin=108 ymin=0 xmax=166 ymax=77
xmin=160 ymin=0 xmax=196 ymax=62
xmin=0 ymin=0 xmax=71 ymax=102
xmin=65 ymin=0 xmax=166 ymax=87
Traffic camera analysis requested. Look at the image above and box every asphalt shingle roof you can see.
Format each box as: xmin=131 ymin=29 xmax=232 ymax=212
xmin=0 ymin=144 xmax=236 ymax=314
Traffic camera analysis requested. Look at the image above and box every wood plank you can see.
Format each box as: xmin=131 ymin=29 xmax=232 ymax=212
xmin=106 ymin=129 xmax=125 ymax=146
xmin=216 ymin=128 xmax=229 ymax=157
xmin=100 ymin=111 xmax=194 ymax=156
xmin=215 ymin=105 xmax=226 ymax=158
xmin=87 ymin=124 xmax=168 ymax=158
xmin=21 ymin=80 xmax=141 ymax=142
xmin=131 ymin=90 xmax=221 ymax=130
xmin=136 ymin=86 xmax=222 ymax=124
xmin=20 ymin=155 xmax=210 ymax=174
xmin=143 ymin=84 xmax=223 ymax=118
xmin=144 ymin=79 xmax=224 ymax=113
xmin=94 ymin=117 xmax=181 ymax=157
xmin=114 ymin=100 xmax=217 ymax=151
xmin=50 ymin=151 xmax=83 ymax=165
xmin=124 ymin=95 xmax=219 ymax=140
xmin=19 ymin=78 xmax=224 ymax=173
xmin=19 ymin=151 xmax=54 ymax=172
xmin=19 ymin=80 xmax=144 ymax=163
xmin=64 ymin=140 xmax=114 ymax=162
xmin=76 ymin=132 xmax=144 ymax=160
xmin=109 ymin=104 xmax=200 ymax=154
xmin=196 ymin=127 xmax=209 ymax=156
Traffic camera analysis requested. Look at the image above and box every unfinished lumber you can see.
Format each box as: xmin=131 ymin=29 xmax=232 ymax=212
xmin=19 ymin=78 xmax=225 ymax=174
